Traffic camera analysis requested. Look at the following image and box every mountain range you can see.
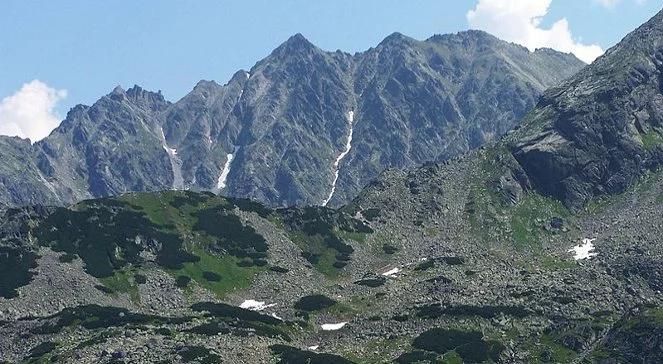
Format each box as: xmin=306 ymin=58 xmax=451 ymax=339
xmin=2 ymin=9 xmax=663 ymax=364
xmin=0 ymin=30 xmax=584 ymax=209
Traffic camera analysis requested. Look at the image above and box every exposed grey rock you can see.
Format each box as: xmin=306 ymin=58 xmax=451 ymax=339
xmin=0 ymin=31 xmax=584 ymax=209
xmin=510 ymin=10 xmax=663 ymax=208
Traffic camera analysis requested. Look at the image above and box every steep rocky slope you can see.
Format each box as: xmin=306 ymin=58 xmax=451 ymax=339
xmin=0 ymin=30 xmax=584 ymax=209
xmin=165 ymin=30 xmax=585 ymax=207
xmin=37 ymin=86 xmax=175 ymax=203
xmin=511 ymin=10 xmax=663 ymax=209
xmin=1 ymin=151 xmax=662 ymax=363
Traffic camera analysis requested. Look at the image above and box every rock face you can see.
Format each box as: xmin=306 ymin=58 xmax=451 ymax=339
xmin=0 ymin=30 xmax=584 ymax=209
xmin=510 ymin=10 xmax=663 ymax=209
xmin=36 ymin=86 xmax=174 ymax=203
xmin=0 ymin=137 xmax=61 ymax=207
xmin=167 ymin=31 xmax=584 ymax=207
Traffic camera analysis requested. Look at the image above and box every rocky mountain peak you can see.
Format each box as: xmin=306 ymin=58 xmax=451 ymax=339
xmin=192 ymin=79 xmax=222 ymax=94
xmin=272 ymin=33 xmax=319 ymax=57
xmin=0 ymin=28 xmax=586 ymax=209
xmin=228 ymin=70 xmax=250 ymax=84
xmin=378 ymin=32 xmax=416 ymax=47
xmin=108 ymin=85 xmax=127 ymax=102
xmin=510 ymin=9 xmax=663 ymax=208
xmin=126 ymin=85 xmax=168 ymax=111
xmin=111 ymin=85 xmax=125 ymax=94
xmin=428 ymin=29 xmax=498 ymax=47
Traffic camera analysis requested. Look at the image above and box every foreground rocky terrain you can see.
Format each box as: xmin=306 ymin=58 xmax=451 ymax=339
xmin=1 ymin=7 xmax=663 ymax=364
xmin=1 ymin=149 xmax=662 ymax=364
xmin=0 ymin=30 xmax=583 ymax=209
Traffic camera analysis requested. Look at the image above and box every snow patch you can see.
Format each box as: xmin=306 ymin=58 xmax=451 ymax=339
xmin=217 ymin=153 xmax=234 ymax=190
xmin=158 ymin=127 xmax=184 ymax=190
xmin=164 ymin=146 xmax=177 ymax=156
xmin=569 ymin=238 xmax=598 ymax=260
xmin=240 ymin=299 xmax=276 ymax=311
xmin=381 ymin=267 xmax=400 ymax=277
xmin=321 ymin=322 xmax=347 ymax=331
xmin=322 ymin=111 xmax=355 ymax=206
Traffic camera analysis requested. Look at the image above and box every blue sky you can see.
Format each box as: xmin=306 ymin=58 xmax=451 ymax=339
xmin=0 ymin=0 xmax=661 ymax=140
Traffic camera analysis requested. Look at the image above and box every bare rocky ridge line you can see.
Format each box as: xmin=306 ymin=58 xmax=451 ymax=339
xmin=0 ymin=30 xmax=585 ymax=209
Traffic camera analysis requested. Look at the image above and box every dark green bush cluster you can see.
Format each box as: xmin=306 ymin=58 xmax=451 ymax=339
xmin=0 ymin=242 xmax=38 ymax=299
xmin=35 ymin=201 xmax=198 ymax=278
xmin=194 ymin=206 xmax=268 ymax=267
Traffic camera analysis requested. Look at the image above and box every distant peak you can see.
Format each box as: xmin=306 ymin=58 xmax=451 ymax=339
xmin=428 ymin=29 xmax=498 ymax=45
xmin=385 ymin=31 xmax=405 ymax=40
xmin=107 ymin=85 xmax=127 ymax=102
xmin=273 ymin=33 xmax=318 ymax=56
xmin=459 ymin=29 xmax=493 ymax=38
xmin=125 ymin=85 xmax=167 ymax=107
xmin=194 ymin=79 xmax=220 ymax=90
xmin=288 ymin=33 xmax=310 ymax=45
xmin=111 ymin=85 xmax=126 ymax=95
xmin=127 ymin=84 xmax=144 ymax=94
xmin=379 ymin=32 xmax=414 ymax=46
xmin=533 ymin=47 xmax=577 ymax=58
xmin=229 ymin=70 xmax=250 ymax=83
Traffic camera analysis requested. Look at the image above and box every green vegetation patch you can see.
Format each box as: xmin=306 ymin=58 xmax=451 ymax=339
xmin=642 ymin=129 xmax=663 ymax=150
xmin=98 ymin=268 xmax=140 ymax=302
xmin=411 ymin=328 xmax=505 ymax=363
xmin=294 ymin=294 xmax=338 ymax=312
xmin=509 ymin=194 xmax=571 ymax=248
xmin=468 ymin=148 xmax=572 ymax=249
xmin=526 ymin=314 xmax=618 ymax=363
xmin=189 ymin=302 xmax=292 ymax=340
xmin=541 ymin=256 xmax=576 ymax=271
xmin=416 ymin=304 xmax=529 ymax=319
xmin=27 ymin=341 xmax=58 ymax=360
xmin=193 ymin=206 xmax=268 ymax=266
xmin=34 ymin=199 xmax=198 ymax=278
xmin=395 ymin=350 xmax=438 ymax=364
xmin=0 ymin=242 xmax=38 ymax=299
xmin=172 ymin=246 xmax=260 ymax=297
xmin=279 ymin=207 xmax=372 ymax=276
xmin=33 ymin=191 xmax=273 ymax=297
xmin=270 ymin=344 xmax=355 ymax=364
xmin=191 ymin=302 xmax=282 ymax=325
xmin=31 ymin=305 xmax=187 ymax=335
xmin=354 ymin=277 xmax=386 ymax=288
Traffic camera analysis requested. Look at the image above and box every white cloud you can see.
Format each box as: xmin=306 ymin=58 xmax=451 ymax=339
xmin=0 ymin=80 xmax=67 ymax=142
xmin=594 ymin=0 xmax=648 ymax=8
xmin=467 ymin=0 xmax=604 ymax=64
xmin=594 ymin=0 xmax=620 ymax=7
